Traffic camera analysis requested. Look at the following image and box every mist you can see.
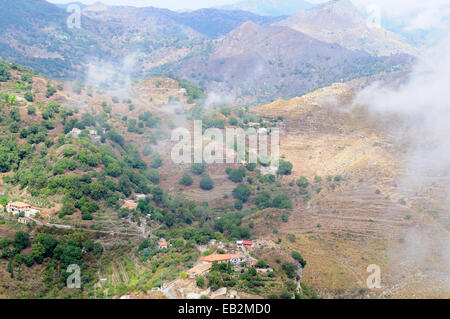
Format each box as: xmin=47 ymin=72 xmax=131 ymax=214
xmin=354 ymin=38 xmax=450 ymax=295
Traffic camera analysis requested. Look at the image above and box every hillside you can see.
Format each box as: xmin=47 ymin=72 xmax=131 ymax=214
xmin=0 ymin=60 xmax=317 ymax=299
xmin=275 ymin=0 xmax=417 ymax=57
xmin=163 ymin=21 xmax=412 ymax=105
xmin=251 ymin=83 xmax=450 ymax=298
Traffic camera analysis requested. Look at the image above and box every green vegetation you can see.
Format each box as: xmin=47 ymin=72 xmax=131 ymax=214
xmin=200 ymin=173 xmax=214 ymax=190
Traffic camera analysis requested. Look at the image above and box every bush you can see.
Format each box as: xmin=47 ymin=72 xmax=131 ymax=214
xmin=192 ymin=162 xmax=206 ymax=175
xmin=282 ymin=262 xmax=298 ymax=279
xmin=196 ymin=276 xmax=205 ymax=288
xmin=151 ymin=154 xmax=163 ymax=168
xmin=296 ymin=176 xmax=309 ymax=188
xmin=24 ymin=91 xmax=34 ymax=102
xmin=272 ymin=193 xmax=292 ymax=209
xmin=234 ymin=200 xmax=243 ymax=210
xmin=232 ymin=184 xmax=251 ymax=202
xmin=228 ymin=167 xmax=246 ymax=183
xmin=291 ymin=251 xmax=307 ymax=268
xmin=277 ymin=160 xmax=293 ymax=175
xmin=200 ymin=174 xmax=214 ymax=190
xmin=180 ymin=173 xmax=193 ymax=186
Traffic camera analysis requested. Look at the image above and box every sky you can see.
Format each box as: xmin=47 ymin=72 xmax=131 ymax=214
xmin=48 ymin=0 xmax=450 ymax=32
xmin=48 ymin=0 xmax=238 ymax=11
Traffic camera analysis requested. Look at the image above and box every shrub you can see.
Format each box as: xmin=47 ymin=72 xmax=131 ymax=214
xmin=180 ymin=173 xmax=193 ymax=186
xmin=196 ymin=276 xmax=205 ymax=288
xmin=228 ymin=167 xmax=246 ymax=183
xmin=24 ymin=91 xmax=34 ymax=102
xmin=272 ymin=193 xmax=292 ymax=209
xmin=234 ymin=200 xmax=243 ymax=210
xmin=291 ymin=251 xmax=307 ymax=268
xmin=232 ymin=184 xmax=251 ymax=202
xmin=296 ymin=176 xmax=309 ymax=188
xmin=200 ymin=174 xmax=214 ymax=190
xmin=27 ymin=105 xmax=36 ymax=115
xmin=151 ymin=154 xmax=163 ymax=168
xmin=277 ymin=160 xmax=293 ymax=175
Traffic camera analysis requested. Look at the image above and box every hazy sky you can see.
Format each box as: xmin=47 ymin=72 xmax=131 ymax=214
xmin=48 ymin=0 xmax=238 ymax=11
xmin=48 ymin=0 xmax=450 ymax=31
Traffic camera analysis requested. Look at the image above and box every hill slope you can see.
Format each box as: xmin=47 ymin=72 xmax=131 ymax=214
xmin=275 ymin=0 xmax=417 ymax=57
xmin=163 ymin=22 xmax=412 ymax=104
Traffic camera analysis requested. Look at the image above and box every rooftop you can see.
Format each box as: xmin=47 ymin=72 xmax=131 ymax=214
xmin=8 ymin=202 xmax=31 ymax=208
xmin=200 ymin=254 xmax=245 ymax=263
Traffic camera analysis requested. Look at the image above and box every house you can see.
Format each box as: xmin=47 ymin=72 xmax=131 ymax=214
xmin=135 ymin=194 xmax=146 ymax=200
xmin=68 ymin=128 xmax=81 ymax=137
xmin=89 ymin=129 xmax=97 ymax=136
xmin=200 ymin=254 xmax=247 ymax=265
xmin=242 ymin=241 xmax=254 ymax=248
xmin=18 ymin=217 xmax=31 ymax=225
xmin=6 ymin=202 xmax=40 ymax=217
xmin=0 ymin=204 xmax=4 ymax=212
xmin=208 ymin=239 xmax=217 ymax=245
xmin=187 ymin=262 xmax=212 ymax=278
xmin=122 ymin=200 xmax=137 ymax=210
xmin=158 ymin=240 xmax=168 ymax=249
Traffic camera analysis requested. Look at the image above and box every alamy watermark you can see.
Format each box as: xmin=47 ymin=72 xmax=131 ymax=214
xmin=171 ymin=120 xmax=280 ymax=168
xmin=67 ymin=264 xmax=81 ymax=289
xmin=366 ymin=4 xmax=382 ymax=29
xmin=366 ymin=264 xmax=381 ymax=289
xmin=67 ymin=4 xmax=81 ymax=29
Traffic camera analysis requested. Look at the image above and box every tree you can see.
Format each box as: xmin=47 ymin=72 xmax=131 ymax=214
xmin=296 ymin=176 xmax=309 ymax=188
xmin=291 ymin=251 xmax=307 ymax=268
xmin=282 ymin=262 xmax=298 ymax=279
xmin=13 ymin=231 xmax=30 ymax=250
xmin=272 ymin=193 xmax=292 ymax=209
xmin=24 ymin=91 xmax=34 ymax=102
xmin=200 ymin=174 xmax=214 ymax=190
xmin=196 ymin=275 xmax=205 ymax=288
xmin=232 ymin=184 xmax=251 ymax=202
xmin=164 ymin=212 xmax=176 ymax=227
xmin=31 ymin=242 xmax=46 ymax=264
xmin=234 ymin=200 xmax=243 ymax=210
xmin=151 ymin=154 xmax=163 ymax=168
xmin=254 ymin=191 xmax=271 ymax=209
xmin=151 ymin=187 xmax=165 ymax=205
xmin=277 ymin=160 xmax=293 ymax=175
xmin=180 ymin=173 xmax=193 ymax=186
xmin=228 ymin=167 xmax=246 ymax=183
xmin=27 ymin=104 xmax=36 ymax=115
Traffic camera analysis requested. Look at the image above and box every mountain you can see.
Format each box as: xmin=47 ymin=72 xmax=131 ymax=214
xmin=220 ymin=0 xmax=314 ymax=16
xmin=161 ymin=22 xmax=413 ymax=104
xmin=164 ymin=8 xmax=286 ymax=38
xmin=54 ymin=2 xmax=88 ymax=9
xmin=0 ymin=0 xmax=288 ymax=79
xmin=275 ymin=0 xmax=417 ymax=57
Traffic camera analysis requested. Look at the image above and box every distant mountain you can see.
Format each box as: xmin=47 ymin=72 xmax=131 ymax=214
xmin=161 ymin=22 xmax=412 ymax=104
xmin=164 ymin=8 xmax=286 ymax=38
xmin=54 ymin=2 xmax=88 ymax=10
xmin=220 ymin=0 xmax=314 ymax=16
xmin=275 ymin=0 xmax=417 ymax=57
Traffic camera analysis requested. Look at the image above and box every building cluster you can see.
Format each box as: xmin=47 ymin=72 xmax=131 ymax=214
xmin=5 ymin=201 xmax=40 ymax=218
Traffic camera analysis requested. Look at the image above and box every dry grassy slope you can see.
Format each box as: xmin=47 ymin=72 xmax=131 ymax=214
xmin=251 ymin=83 xmax=450 ymax=298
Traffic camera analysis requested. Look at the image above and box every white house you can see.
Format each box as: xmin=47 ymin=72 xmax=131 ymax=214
xmin=6 ymin=202 xmax=40 ymax=217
